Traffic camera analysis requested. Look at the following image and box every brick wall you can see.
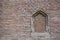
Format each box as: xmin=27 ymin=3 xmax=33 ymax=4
xmin=0 ymin=0 xmax=60 ymax=40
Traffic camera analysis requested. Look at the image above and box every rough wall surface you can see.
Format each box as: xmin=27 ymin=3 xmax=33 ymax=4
xmin=0 ymin=0 xmax=60 ymax=40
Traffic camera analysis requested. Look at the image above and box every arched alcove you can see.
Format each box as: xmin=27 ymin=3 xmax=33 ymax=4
xmin=31 ymin=10 xmax=48 ymax=33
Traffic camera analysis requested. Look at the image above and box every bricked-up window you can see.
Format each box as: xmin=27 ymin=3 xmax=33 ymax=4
xmin=32 ymin=10 xmax=48 ymax=32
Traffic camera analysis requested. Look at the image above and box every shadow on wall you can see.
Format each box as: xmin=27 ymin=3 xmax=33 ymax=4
xmin=0 ymin=1 xmax=5 ymax=39
xmin=0 ymin=25 xmax=5 ymax=39
xmin=0 ymin=13 xmax=4 ymax=39
xmin=0 ymin=10 xmax=4 ymax=39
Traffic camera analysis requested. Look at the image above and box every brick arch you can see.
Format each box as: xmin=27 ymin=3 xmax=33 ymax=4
xmin=32 ymin=10 xmax=47 ymax=17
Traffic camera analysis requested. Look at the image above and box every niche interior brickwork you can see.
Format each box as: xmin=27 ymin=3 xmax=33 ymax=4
xmin=32 ymin=11 xmax=48 ymax=32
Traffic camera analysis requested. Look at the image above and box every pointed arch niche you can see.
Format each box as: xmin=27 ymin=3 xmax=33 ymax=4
xmin=31 ymin=10 xmax=50 ymax=37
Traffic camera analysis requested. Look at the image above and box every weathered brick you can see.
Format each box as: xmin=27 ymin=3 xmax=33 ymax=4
xmin=0 ymin=0 xmax=60 ymax=40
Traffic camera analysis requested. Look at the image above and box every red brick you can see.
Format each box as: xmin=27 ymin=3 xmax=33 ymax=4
xmin=12 ymin=38 xmax=18 ymax=40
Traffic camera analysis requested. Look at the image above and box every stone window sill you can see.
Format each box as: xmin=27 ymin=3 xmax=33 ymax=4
xmin=31 ymin=32 xmax=50 ymax=38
